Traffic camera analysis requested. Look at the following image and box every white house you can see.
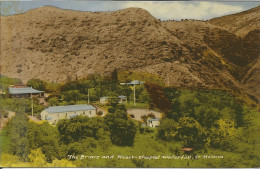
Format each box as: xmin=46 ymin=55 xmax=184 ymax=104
xmin=41 ymin=104 xmax=96 ymax=125
xmin=147 ymin=119 xmax=160 ymax=128
xmin=100 ymin=97 xmax=109 ymax=104
xmin=100 ymin=96 xmax=127 ymax=104
xmin=118 ymin=95 xmax=127 ymax=103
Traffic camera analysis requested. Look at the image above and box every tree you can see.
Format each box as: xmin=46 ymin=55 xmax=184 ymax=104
xmin=209 ymin=118 xmax=236 ymax=150
xmin=194 ymin=106 xmax=221 ymax=128
xmin=104 ymin=109 xmax=136 ymax=146
xmin=3 ymin=113 xmax=30 ymax=161
xmin=48 ymin=97 xmax=59 ymax=106
xmin=145 ymin=83 xmax=172 ymax=112
xmin=0 ymin=75 xmax=22 ymax=92
xmin=177 ymin=117 xmax=204 ymax=147
xmin=27 ymin=121 xmax=62 ymax=162
xmin=57 ymin=116 xmax=107 ymax=144
xmin=63 ymin=90 xmax=81 ymax=103
xmin=111 ymin=68 xmax=118 ymax=82
xmin=44 ymin=82 xmax=60 ymax=94
xmin=157 ymin=118 xmax=179 ymax=141
xmin=178 ymin=91 xmax=200 ymax=117
xmin=28 ymin=149 xmax=47 ymax=167
xmin=27 ymin=78 xmax=45 ymax=91
xmin=47 ymin=159 xmax=76 ymax=167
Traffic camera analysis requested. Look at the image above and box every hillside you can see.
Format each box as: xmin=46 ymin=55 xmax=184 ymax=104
xmin=209 ymin=6 xmax=260 ymax=102
xmin=209 ymin=5 xmax=260 ymax=37
xmin=0 ymin=6 xmax=259 ymax=102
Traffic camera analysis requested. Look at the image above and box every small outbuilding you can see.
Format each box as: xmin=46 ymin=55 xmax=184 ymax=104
xmin=41 ymin=104 xmax=96 ymax=125
xmin=147 ymin=118 xmax=160 ymax=128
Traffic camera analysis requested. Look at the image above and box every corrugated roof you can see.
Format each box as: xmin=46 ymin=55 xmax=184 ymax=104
xmin=118 ymin=95 xmax=126 ymax=98
xmin=129 ymin=80 xmax=144 ymax=85
xmin=9 ymin=87 xmax=43 ymax=94
xmin=45 ymin=104 xmax=96 ymax=114
xmin=148 ymin=119 xmax=160 ymax=121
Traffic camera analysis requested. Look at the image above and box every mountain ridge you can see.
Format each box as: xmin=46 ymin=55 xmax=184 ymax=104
xmin=0 ymin=5 xmax=259 ymax=102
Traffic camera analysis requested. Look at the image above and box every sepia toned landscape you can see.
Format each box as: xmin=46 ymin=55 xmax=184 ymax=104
xmin=0 ymin=2 xmax=260 ymax=168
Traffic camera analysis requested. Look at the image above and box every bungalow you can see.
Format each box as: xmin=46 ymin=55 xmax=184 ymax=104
xmin=147 ymin=119 xmax=160 ymax=128
xmin=129 ymin=80 xmax=144 ymax=85
xmin=8 ymin=86 xmax=44 ymax=98
xmin=100 ymin=95 xmax=127 ymax=104
xmin=118 ymin=95 xmax=127 ymax=103
xmin=120 ymin=80 xmax=144 ymax=86
xmin=100 ymin=96 xmax=109 ymax=104
xmin=41 ymin=104 xmax=96 ymax=125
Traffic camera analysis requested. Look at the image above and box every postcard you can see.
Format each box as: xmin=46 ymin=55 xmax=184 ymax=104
xmin=0 ymin=1 xmax=259 ymax=168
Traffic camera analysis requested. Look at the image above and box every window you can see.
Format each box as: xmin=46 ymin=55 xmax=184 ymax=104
xmin=89 ymin=111 xmax=91 ymax=114
xmin=83 ymin=111 xmax=85 ymax=115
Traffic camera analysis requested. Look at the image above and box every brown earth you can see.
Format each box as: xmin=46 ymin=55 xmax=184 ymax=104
xmin=0 ymin=6 xmax=259 ymax=102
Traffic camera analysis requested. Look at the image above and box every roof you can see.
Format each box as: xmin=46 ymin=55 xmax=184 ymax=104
xmin=45 ymin=104 xmax=96 ymax=114
xmin=148 ymin=118 xmax=160 ymax=121
xmin=129 ymin=80 xmax=144 ymax=85
xmin=120 ymin=80 xmax=144 ymax=85
xmin=9 ymin=87 xmax=44 ymax=95
xmin=181 ymin=147 xmax=194 ymax=151
xmin=100 ymin=96 xmax=108 ymax=99
xmin=118 ymin=95 xmax=126 ymax=98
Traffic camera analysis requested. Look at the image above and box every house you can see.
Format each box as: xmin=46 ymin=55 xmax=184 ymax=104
xmin=129 ymin=80 xmax=144 ymax=85
xmin=8 ymin=86 xmax=44 ymax=98
xmin=120 ymin=80 xmax=144 ymax=86
xmin=147 ymin=119 xmax=160 ymax=128
xmin=100 ymin=96 xmax=127 ymax=104
xmin=100 ymin=96 xmax=109 ymax=104
xmin=118 ymin=95 xmax=127 ymax=103
xmin=41 ymin=104 xmax=96 ymax=125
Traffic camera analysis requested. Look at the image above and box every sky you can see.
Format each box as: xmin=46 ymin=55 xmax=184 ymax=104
xmin=1 ymin=1 xmax=260 ymax=20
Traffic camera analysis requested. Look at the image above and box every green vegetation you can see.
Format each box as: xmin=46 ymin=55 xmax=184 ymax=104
xmin=0 ymin=97 xmax=44 ymax=116
xmin=0 ymin=74 xmax=21 ymax=92
xmin=0 ymin=74 xmax=259 ymax=167
xmin=36 ymin=72 xmax=151 ymax=107
xmin=104 ymin=105 xmax=136 ymax=146
xmin=125 ymin=102 xmax=150 ymax=109
xmin=118 ymin=71 xmax=164 ymax=86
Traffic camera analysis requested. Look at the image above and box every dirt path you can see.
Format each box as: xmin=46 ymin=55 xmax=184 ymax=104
xmin=0 ymin=111 xmax=16 ymax=130
xmin=94 ymin=105 xmax=108 ymax=117
xmin=28 ymin=115 xmax=41 ymax=122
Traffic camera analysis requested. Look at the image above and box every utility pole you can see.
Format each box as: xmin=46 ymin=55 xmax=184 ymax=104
xmin=134 ymin=83 xmax=136 ymax=107
xmin=88 ymin=88 xmax=90 ymax=104
xmin=31 ymin=87 xmax=33 ymax=117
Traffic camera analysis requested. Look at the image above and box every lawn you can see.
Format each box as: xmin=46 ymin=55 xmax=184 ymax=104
xmin=125 ymin=102 xmax=150 ymax=109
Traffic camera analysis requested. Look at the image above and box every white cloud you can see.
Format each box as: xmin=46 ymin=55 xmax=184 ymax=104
xmin=119 ymin=2 xmax=245 ymax=20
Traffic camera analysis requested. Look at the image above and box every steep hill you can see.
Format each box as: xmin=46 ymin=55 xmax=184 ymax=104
xmin=0 ymin=6 xmax=259 ymax=102
xmin=209 ymin=5 xmax=260 ymax=37
xmin=209 ymin=6 xmax=260 ymax=102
